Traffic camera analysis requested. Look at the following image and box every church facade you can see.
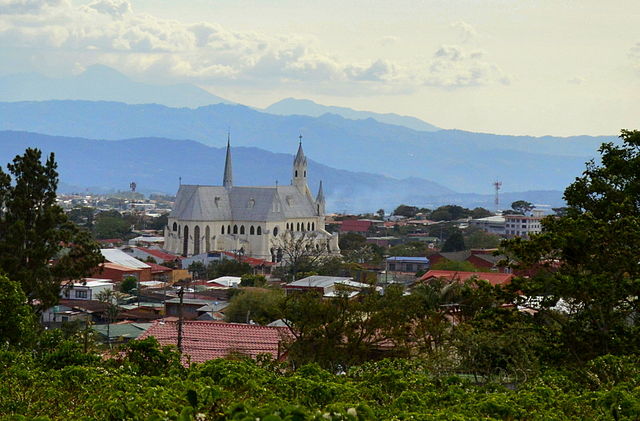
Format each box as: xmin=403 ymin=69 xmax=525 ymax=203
xmin=164 ymin=139 xmax=339 ymax=262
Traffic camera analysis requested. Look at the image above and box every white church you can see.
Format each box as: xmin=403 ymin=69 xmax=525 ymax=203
xmin=164 ymin=138 xmax=340 ymax=262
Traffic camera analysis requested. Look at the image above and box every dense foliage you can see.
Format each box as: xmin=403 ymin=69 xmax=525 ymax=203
xmin=0 ymin=148 xmax=103 ymax=311
xmin=3 ymin=339 xmax=640 ymax=420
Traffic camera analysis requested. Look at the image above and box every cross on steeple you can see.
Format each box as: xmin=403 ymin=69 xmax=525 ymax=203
xmin=298 ymin=134 xmax=303 ymax=144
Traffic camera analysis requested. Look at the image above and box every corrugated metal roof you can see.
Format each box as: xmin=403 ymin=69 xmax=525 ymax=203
xmin=101 ymin=249 xmax=151 ymax=269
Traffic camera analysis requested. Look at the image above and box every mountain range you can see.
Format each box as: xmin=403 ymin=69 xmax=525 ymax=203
xmin=0 ymin=65 xmax=231 ymax=108
xmin=264 ymin=98 xmax=440 ymax=132
xmin=0 ymin=131 xmax=568 ymax=212
xmin=0 ymin=100 xmax=613 ymax=195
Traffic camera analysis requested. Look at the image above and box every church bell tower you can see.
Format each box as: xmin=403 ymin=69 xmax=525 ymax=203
xmin=292 ymin=135 xmax=308 ymax=192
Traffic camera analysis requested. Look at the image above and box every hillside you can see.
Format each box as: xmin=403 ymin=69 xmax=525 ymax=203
xmin=264 ymin=97 xmax=440 ymax=132
xmin=0 ymin=100 xmax=612 ymax=194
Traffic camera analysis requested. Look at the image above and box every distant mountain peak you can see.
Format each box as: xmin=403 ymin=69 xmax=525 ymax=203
xmin=0 ymin=65 xmax=232 ymax=108
xmin=264 ymin=97 xmax=441 ymax=132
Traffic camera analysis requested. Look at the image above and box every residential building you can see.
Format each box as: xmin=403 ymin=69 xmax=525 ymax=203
xmin=469 ymin=215 xmax=506 ymax=235
xmin=385 ymin=256 xmax=430 ymax=273
xmin=61 ymin=279 xmax=114 ymax=300
xmin=504 ymin=211 xmax=544 ymax=239
xmin=284 ymin=275 xmax=379 ymax=298
xmin=418 ymin=270 xmax=514 ymax=286
xmin=139 ymin=320 xmax=291 ymax=363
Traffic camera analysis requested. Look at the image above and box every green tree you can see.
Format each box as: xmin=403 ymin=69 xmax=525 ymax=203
xmin=510 ymin=200 xmax=534 ymax=215
xmin=464 ymin=227 xmax=502 ymax=249
xmin=441 ymin=229 xmax=466 ymax=252
xmin=393 ymin=204 xmax=419 ymax=217
xmin=502 ymin=130 xmax=640 ymax=359
xmin=224 ymin=288 xmax=284 ymax=325
xmin=240 ymin=274 xmax=267 ymax=287
xmin=67 ymin=206 xmax=95 ymax=230
xmin=471 ymin=207 xmax=493 ymax=219
xmin=0 ymin=148 xmax=103 ymax=311
xmin=93 ymin=209 xmax=131 ymax=239
xmin=120 ymin=276 xmax=138 ymax=294
xmin=206 ymin=259 xmax=252 ymax=278
xmin=431 ymin=259 xmax=486 ymax=272
xmin=0 ymin=274 xmax=36 ymax=347
xmin=339 ymin=232 xmax=367 ymax=250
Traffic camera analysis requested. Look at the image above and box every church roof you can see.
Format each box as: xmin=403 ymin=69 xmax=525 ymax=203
xmin=170 ymin=184 xmax=316 ymax=222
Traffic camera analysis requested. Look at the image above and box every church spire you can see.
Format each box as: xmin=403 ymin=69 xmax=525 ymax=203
xmin=223 ymin=134 xmax=233 ymax=188
xmin=292 ymin=134 xmax=308 ymax=191
xmin=294 ymin=134 xmax=307 ymax=166
xmin=316 ymin=180 xmax=325 ymax=203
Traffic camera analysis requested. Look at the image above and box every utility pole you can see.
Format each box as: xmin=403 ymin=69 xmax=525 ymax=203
xmin=177 ymin=286 xmax=184 ymax=354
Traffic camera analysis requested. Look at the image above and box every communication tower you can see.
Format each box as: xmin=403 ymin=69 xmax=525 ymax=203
xmin=493 ymin=180 xmax=502 ymax=209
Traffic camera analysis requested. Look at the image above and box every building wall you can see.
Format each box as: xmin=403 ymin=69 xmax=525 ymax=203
xmin=165 ymin=215 xmax=337 ymax=261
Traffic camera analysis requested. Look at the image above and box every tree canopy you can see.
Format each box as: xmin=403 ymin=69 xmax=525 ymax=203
xmin=0 ymin=148 xmax=103 ymax=311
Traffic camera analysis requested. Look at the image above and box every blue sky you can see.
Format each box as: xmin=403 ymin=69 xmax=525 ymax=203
xmin=1 ymin=0 xmax=639 ymax=136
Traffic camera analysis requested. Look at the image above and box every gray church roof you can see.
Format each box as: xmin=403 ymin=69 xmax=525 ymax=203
xmin=170 ymin=184 xmax=317 ymax=222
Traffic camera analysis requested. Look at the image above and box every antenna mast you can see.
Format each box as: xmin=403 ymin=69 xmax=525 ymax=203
xmin=493 ymin=180 xmax=502 ymax=210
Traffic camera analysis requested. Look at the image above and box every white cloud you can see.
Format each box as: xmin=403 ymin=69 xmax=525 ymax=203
xmin=631 ymin=42 xmax=640 ymax=72
xmin=0 ymin=0 xmax=508 ymax=93
xmin=451 ymin=21 xmax=477 ymax=43
xmin=379 ymin=35 xmax=398 ymax=47
xmin=567 ymin=76 xmax=586 ymax=85
xmin=424 ymin=45 xmax=509 ymax=88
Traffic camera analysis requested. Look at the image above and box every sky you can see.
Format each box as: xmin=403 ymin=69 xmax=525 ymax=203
xmin=0 ymin=0 xmax=639 ymax=136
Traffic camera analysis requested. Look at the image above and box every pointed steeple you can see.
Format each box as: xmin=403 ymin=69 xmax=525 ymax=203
xmin=315 ymin=180 xmax=325 ymax=216
xmin=316 ymin=180 xmax=325 ymax=203
xmin=294 ymin=135 xmax=307 ymax=166
xmin=223 ymin=134 xmax=233 ymax=188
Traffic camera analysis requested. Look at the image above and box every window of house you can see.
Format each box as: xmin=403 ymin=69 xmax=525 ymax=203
xmin=172 ymin=222 xmax=177 ymax=231
xmin=75 ymin=290 xmax=87 ymax=299
xmin=257 ymin=226 xmax=262 ymax=235
xmin=250 ymin=226 xmax=255 ymax=235
xmin=233 ymin=225 xmax=238 ymax=234
xmin=240 ymin=226 xmax=245 ymax=235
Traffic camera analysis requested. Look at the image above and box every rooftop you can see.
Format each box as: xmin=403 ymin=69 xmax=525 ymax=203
xmin=386 ymin=256 xmax=430 ymax=263
xmin=419 ymin=270 xmax=513 ymax=286
xmin=138 ymin=320 xmax=291 ymax=363
xmin=101 ymin=249 xmax=151 ymax=269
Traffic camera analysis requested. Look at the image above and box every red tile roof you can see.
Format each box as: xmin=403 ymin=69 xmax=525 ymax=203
xmin=340 ymin=220 xmax=372 ymax=232
xmin=148 ymin=262 xmax=172 ymax=273
xmin=136 ymin=247 xmax=182 ymax=261
xmin=419 ymin=270 xmax=513 ymax=286
xmin=220 ymin=251 xmax=274 ymax=266
xmin=138 ymin=320 xmax=291 ymax=363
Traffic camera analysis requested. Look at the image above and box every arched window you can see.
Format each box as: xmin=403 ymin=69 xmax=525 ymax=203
xmin=296 ymin=222 xmax=300 ymax=231
xmin=205 ymin=226 xmax=211 ymax=252
xmin=312 ymin=222 xmax=315 ymax=231
xmin=182 ymin=226 xmax=189 ymax=257
xmin=307 ymin=222 xmax=310 ymax=231
xmin=301 ymin=223 xmax=305 ymax=231
xmin=240 ymin=225 xmax=245 ymax=235
xmin=228 ymin=225 xmax=231 ymax=234
xmin=273 ymin=226 xmax=279 ymax=236
xmin=304 ymin=171 xmax=306 ymax=177
xmin=250 ymin=226 xmax=255 ymax=235
xmin=193 ymin=225 xmax=200 ymax=255
xmin=221 ymin=225 xmax=225 ymax=234
xmin=295 ymin=170 xmax=298 ymax=177
xmin=233 ymin=225 xmax=238 ymax=234
xmin=172 ymin=222 xmax=177 ymax=231
xmin=178 ymin=225 xmax=181 ymax=235
xmin=257 ymin=226 xmax=262 ymax=235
